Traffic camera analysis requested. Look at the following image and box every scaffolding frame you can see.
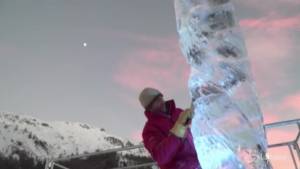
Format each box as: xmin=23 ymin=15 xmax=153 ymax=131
xmin=45 ymin=118 xmax=300 ymax=169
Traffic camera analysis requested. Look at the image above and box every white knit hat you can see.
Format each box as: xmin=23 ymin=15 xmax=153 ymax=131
xmin=139 ymin=87 xmax=163 ymax=109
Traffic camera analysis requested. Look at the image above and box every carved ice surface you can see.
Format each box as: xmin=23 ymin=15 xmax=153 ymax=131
xmin=174 ymin=0 xmax=272 ymax=169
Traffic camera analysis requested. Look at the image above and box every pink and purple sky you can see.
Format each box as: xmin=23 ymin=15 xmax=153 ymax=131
xmin=0 ymin=0 xmax=299 ymax=168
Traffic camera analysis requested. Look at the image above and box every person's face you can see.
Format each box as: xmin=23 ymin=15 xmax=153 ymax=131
xmin=148 ymin=95 xmax=165 ymax=113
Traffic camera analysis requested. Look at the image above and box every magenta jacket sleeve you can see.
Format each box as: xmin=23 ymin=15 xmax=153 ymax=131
xmin=142 ymin=125 xmax=183 ymax=166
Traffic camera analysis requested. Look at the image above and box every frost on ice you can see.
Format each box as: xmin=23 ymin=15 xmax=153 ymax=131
xmin=174 ymin=0 xmax=272 ymax=168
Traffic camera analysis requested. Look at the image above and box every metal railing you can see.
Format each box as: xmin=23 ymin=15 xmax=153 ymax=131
xmin=45 ymin=118 xmax=300 ymax=169
xmin=265 ymin=119 xmax=300 ymax=169
xmin=44 ymin=145 xmax=149 ymax=169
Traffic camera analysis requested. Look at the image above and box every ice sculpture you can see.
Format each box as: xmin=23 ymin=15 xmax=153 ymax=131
xmin=174 ymin=0 xmax=272 ymax=169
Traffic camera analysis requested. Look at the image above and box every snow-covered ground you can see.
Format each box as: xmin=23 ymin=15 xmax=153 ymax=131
xmin=0 ymin=112 xmax=150 ymax=163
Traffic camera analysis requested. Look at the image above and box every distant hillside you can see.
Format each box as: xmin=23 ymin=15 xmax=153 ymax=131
xmin=0 ymin=112 xmax=154 ymax=169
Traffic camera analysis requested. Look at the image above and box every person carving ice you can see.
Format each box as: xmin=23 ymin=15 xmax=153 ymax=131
xmin=140 ymin=87 xmax=202 ymax=169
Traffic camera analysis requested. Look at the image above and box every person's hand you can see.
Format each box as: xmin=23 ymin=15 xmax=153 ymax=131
xmin=169 ymin=109 xmax=193 ymax=138
xmin=177 ymin=108 xmax=192 ymax=124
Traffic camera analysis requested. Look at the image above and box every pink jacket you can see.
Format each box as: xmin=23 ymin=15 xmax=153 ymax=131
xmin=142 ymin=100 xmax=201 ymax=169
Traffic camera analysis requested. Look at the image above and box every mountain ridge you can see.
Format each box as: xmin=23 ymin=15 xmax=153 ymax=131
xmin=0 ymin=112 xmax=152 ymax=169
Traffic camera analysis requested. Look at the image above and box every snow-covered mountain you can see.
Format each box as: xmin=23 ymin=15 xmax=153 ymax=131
xmin=0 ymin=112 xmax=152 ymax=169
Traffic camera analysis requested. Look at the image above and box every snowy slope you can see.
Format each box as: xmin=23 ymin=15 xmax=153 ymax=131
xmin=0 ymin=112 xmax=149 ymax=164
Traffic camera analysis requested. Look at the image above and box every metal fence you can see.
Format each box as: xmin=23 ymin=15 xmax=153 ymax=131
xmin=45 ymin=118 xmax=300 ymax=169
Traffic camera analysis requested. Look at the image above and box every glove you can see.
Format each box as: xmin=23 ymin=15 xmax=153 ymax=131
xmin=169 ymin=109 xmax=192 ymax=138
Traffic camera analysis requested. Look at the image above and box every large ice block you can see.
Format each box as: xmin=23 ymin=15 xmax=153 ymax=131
xmin=174 ymin=0 xmax=272 ymax=168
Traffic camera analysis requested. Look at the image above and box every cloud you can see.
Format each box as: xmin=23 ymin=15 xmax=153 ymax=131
xmin=267 ymin=91 xmax=300 ymax=120
xmin=280 ymin=92 xmax=300 ymax=112
xmin=260 ymin=91 xmax=300 ymax=124
xmin=239 ymin=14 xmax=300 ymax=101
xmin=113 ymin=36 xmax=189 ymax=95
xmin=236 ymin=0 xmax=300 ymax=12
xmin=244 ymin=30 xmax=293 ymax=99
xmin=263 ymin=112 xmax=281 ymax=124
xmin=240 ymin=15 xmax=300 ymax=31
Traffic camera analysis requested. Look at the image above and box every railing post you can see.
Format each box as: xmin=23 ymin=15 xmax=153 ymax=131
xmin=44 ymin=159 xmax=49 ymax=169
xmin=296 ymin=122 xmax=300 ymax=160
xmin=51 ymin=161 xmax=54 ymax=169
xmin=288 ymin=144 xmax=298 ymax=169
xmin=44 ymin=159 xmax=55 ymax=169
xmin=294 ymin=142 xmax=300 ymax=161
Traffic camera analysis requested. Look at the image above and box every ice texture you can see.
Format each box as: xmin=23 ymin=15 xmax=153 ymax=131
xmin=174 ymin=0 xmax=272 ymax=168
